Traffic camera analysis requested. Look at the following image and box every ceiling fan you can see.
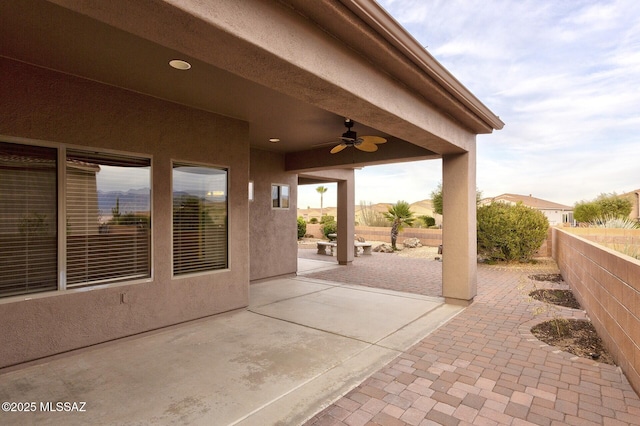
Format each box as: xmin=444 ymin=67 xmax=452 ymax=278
xmin=330 ymin=119 xmax=387 ymax=154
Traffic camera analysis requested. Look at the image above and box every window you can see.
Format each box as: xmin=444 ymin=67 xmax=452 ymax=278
xmin=0 ymin=142 xmax=58 ymax=298
xmin=66 ymin=150 xmax=151 ymax=286
xmin=173 ymin=163 xmax=228 ymax=275
xmin=0 ymin=141 xmax=151 ymax=299
xmin=271 ymin=184 xmax=289 ymax=209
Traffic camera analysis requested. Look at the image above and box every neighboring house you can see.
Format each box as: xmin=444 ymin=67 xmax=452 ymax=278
xmin=621 ymin=189 xmax=640 ymax=221
xmin=479 ymin=193 xmax=573 ymax=226
xmin=0 ymin=0 xmax=503 ymax=368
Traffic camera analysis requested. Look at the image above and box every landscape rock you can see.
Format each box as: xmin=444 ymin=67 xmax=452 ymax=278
xmin=403 ymin=238 xmax=422 ymax=248
xmin=373 ymin=243 xmax=395 ymax=253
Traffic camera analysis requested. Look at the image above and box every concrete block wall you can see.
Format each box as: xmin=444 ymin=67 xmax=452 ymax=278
xmin=553 ymin=228 xmax=640 ymax=394
xmin=567 ymin=228 xmax=640 ymax=257
xmin=355 ymin=226 xmax=443 ymax=247
xmin=302 ymin=224 xmax=442 ymax=247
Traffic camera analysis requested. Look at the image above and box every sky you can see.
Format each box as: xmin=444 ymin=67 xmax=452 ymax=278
xmin=298 ymin=0 xmax=640 ymax=209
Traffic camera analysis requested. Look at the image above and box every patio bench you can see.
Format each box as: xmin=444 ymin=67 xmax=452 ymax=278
xmin=354 ymin=242 xmax=372 ymax=256
xmin=317 ymin=241 xmax=337 ymax=255
xmin=317 ymin=241 xmax=372 ymax=256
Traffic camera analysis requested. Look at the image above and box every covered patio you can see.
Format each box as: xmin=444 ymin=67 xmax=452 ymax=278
xmin=2 ymin=255 xmax=638 ymax=425
xmin=0 ymin=258 xmax=461 ymax=425
xmin=1 ymin=0 xmax=501 ymax=381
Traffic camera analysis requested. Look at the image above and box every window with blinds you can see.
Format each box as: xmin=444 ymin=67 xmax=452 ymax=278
xmin=0 ymin=142 xmax=58 ymax=297
xmin=173 ymin=163 xmax=228 ymax=275
xmin=66 ymin=150 xmax=151 ymax=286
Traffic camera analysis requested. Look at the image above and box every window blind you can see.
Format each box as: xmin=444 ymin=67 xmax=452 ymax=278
xmin=66 ymin=150 xmax=151 ymax=286
xmin=173 ymin=164 xmax=228 ymax=275
xmin=0 ymin=142 xmax=58 ymax=297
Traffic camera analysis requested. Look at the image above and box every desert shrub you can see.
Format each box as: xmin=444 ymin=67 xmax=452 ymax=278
xmin=297 ymin=217 xmax=307 ymax=239
xmin=573 ymin=201 xmax=601 ymax=223
xmin=359 ymin=201 xmax=388 ymax=227
xmin=419 ymin=215 xmax=435 ymax=227
xmin=588 ymin=215 xmax=639 ymax=229
xmin=477 ymin=202 xmax=549 ymax=262
xmin=320 ymin=220 xmax=337 ymax=239
xmin=574 ymin=193 xmax=632 ymax=223
xmin=320 ymin=215 xmax=334 ymax=224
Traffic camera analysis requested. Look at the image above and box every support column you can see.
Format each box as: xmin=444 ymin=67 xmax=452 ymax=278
xmin=442 ymin=147 xmax=477 ymax=304
xmin=336 ymin=171 xmax=355 ymax=265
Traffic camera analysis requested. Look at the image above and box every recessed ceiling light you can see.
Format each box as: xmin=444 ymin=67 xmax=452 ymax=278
xmin=169 ymin=59 xmax=191 ymax=70
xmin=269 ymin=138 xmax=280 ymax=143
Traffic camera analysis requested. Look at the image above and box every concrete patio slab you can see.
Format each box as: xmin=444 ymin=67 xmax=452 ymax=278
xmin=251 ymin=279 xmax=446 ymax=346
xmin=0 ymin=275 xmax=460 ymax=426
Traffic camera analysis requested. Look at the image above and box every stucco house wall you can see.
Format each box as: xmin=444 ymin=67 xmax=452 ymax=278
xmin=249 ymin=149 xmax=298 ymax=281
xmin=0 ymin=59 xmax=251 ymax=368
xmin=540 ymin=209 xmax=567 ymax=226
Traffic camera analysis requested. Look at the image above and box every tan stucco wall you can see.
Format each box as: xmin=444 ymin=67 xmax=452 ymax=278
xmin=442 ymin=150 xmax=477 ymax=302
xmin=249 ymin=149 xmax=298 ymax=281
xmin=553 ymin=228 xmax=640 ymax=394
xmin=0 ymin=58 xmax=250 ymax=368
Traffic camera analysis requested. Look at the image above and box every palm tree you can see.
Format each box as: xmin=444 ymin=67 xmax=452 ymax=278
xmin=383 ymin=200 xmax=415 ymax=250
xmin=316 ymin=186 xmax=328 ymax=218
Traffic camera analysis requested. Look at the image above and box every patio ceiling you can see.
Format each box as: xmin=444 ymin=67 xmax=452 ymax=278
xmin=0 ymin=0 xmax=502 ymax=170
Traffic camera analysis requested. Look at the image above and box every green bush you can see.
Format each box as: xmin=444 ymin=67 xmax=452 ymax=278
xmin=477 ymin=202 xmax=549 ymax=262
xmin=320 ymin=215 xmax=334 ymax=224
xmin=320 ymin=220 xmax=337 ymax=239
xmin=297 ymin=217 xmax=307 ymax=239
xmin=419 ymin=215 xmax=436 ymax=227
xmin=309 ymin=217 xmax=318 ymax=224
xmin=574 ymin=193 xmax=632 ymax=223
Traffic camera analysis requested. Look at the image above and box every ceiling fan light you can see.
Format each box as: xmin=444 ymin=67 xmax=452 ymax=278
xmin=329 ymin=118 xmax=384 ymax=154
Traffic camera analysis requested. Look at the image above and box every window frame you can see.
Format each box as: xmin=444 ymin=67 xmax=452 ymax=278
xmin=271 ymin=183 xmax=290 ymax=210
xmin=0 ymin=136 xmax=153 ymax=301
xmin=64 ymin=148 xmax=152 ymax=288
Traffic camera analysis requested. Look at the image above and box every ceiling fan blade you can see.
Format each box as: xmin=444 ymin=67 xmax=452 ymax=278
xmin=355 ymin=141 xmax=378 ymax=152
xmin=361 ymin=135 xmax=387 ymax=144
xmin=330 ymin=143 xmax=348 ymax=154
xmin=312 ymin=141 xmax=338 ymax=148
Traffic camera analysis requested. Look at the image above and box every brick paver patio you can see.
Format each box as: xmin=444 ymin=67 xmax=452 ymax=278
xmin=300 ymin=249 xmax=640 ymax=425
xmin=298 ymin=248 xmax=442 ymax=297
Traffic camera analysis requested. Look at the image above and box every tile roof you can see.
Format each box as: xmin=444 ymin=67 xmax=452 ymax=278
xmin=481 ymin=193 xmax=572 ymax=210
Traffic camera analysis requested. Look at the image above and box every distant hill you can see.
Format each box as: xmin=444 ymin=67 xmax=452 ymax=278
xmin=98 ymin=189 xmax=150 ymax=215
xmin=298 ymin=200 xmax=441 ymax=225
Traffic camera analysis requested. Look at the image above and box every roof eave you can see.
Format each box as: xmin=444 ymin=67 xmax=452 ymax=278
xmin=340 ymin=0 xmax=504 ymax=131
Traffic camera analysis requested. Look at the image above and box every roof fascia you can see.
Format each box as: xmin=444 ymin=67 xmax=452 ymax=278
xmin=339 ymin=0 xmax=504 ymax=131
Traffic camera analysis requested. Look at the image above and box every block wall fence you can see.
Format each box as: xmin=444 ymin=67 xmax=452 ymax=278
xmin=304 ymin=224 xmax=442 ymax=247
xmin=553 ymin=228 xmax=640 ymax=394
